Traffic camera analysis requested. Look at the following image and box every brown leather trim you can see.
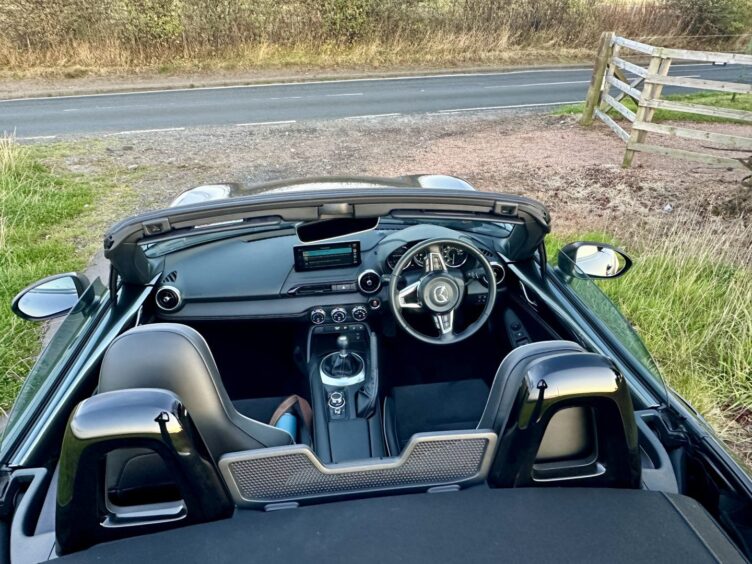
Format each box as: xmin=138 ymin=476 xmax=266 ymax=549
xmin=269 ymin=395 xmax=313 ymax=439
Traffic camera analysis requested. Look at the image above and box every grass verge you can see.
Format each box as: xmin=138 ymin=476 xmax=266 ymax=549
xmin=0 ymin=138 xmax=93 ymax=412
xmin=550 ymin=219 xmax=752 ymax=462
xmin=556 ymin=92 xmax=752 ymax=124
xmin=0 ymin=138 xmax=137 ymax=414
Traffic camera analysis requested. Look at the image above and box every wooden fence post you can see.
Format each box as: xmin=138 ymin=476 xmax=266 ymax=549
xmin=622 ymin=55 xmax=672 ymax=167
xmin=600 ymin=43 xmax=621 ymax=111
xmin=581 ymin=31 xmax=615 ymax=126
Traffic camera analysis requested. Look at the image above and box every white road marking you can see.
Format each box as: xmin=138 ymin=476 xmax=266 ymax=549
xmin=104 ymin=127 xmax=185 ymax=136
xmin=344 ymin=113 xmax=400 ymax=120
xmin=235 ymin=120 xmax=296 ymax=126
xmin=269 ymin=96 xmax=303 ymax=100
xmin=64 ymin=103 xmax=153 ymax=112
xmin=484 ymin=80 xmax=589 ymax=89
xmin=673 ymin=63 xmax=718 ymax=68
xmin=0 ymin=69 xmax=592 ymax=103
xmin=326 ymin=92 xmax=364 ymax=97
xmin=17 ymin=135 xmax=57 ymax=140
xmin=438 ymin=100 xmax=582 ymax=113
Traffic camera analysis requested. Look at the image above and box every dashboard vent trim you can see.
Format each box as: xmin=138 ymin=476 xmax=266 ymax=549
xmin=155 ymin=286 xmax=182 ymax=312
xmin=161 ymin=270 xmax=178 ymax=283
xmin=357 ymin=270 xmax=382 ymax=294
xmin=288 ymin=284 xmax=333 ymax=296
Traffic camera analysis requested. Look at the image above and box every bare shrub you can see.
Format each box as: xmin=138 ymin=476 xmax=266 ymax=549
xmin=0 ymin=0 xmax=750 ymax=71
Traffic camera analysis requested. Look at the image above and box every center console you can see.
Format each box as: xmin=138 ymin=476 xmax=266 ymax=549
xmin=307 ymin=322 xmax=385 ymax=463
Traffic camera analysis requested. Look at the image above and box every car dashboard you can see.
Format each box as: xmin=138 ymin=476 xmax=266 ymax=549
xmin=152 ymin=222 xmax=508 ymax=323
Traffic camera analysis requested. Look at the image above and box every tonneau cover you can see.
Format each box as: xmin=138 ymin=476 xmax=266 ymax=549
xmin=57 ymin=486 xmax=745 ymax=564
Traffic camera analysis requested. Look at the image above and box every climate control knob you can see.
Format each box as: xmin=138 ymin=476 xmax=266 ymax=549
xmin=351 ymin=305 xmax=368 ymax=322
xmin=330 ymin=307 xmax=347 ymax=323
xmin=310 ymin=308 xmax=326 ymax=325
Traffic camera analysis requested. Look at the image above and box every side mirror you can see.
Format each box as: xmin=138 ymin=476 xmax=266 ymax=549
xmin=11 ymin=273 xmax=89 ymax=321
xmin=558 ymin=242 xmax=632 ymax=279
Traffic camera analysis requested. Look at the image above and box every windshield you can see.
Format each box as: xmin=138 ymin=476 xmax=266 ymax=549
xmin=143 ymin=221 xmax=296 ymax=258
xmin=142 ymin=214 xmax=514 ymax=258
xmin=382 ymin=216 xmax=514 ymax=238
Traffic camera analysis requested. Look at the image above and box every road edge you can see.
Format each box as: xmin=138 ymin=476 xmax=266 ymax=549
xmin=0 ymin=63 xmax=593 ymax=101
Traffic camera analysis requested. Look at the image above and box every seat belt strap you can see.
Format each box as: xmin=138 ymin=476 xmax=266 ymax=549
xmin=269 ymin=395 xmax=313 ymax=438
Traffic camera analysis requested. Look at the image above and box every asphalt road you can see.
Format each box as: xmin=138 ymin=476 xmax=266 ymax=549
xmin=1 ymin=64 xmax=748 ymax=139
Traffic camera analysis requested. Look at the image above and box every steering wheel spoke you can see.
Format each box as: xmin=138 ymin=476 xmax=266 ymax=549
xmin=397 ymin=281 xmax=422 ymax=310
xmin=434 ymin=311 xmax=454 ymax=338
xmin=424 ymin=244 xmax=448 ymax=273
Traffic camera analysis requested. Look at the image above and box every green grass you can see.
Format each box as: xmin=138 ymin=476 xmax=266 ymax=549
xmin=0 ymin=139 xmax=96 ymax=413
xmin=556 ymin=91 xmax=752 ymax=124
xmin=549 ymin=222 xmax=752 ymax=455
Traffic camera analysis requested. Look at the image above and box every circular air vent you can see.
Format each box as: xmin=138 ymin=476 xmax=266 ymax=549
xmin=357 ymin=270 xmax=382 ymax=294
xmin=482 ymin=263 xmax=506 ymax=288
xmin=155 ymin=286 xmax=182 ymax=312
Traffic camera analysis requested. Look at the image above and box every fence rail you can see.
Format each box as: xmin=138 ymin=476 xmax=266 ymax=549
xmin=581 ymin=32 xmax=752 ymax=176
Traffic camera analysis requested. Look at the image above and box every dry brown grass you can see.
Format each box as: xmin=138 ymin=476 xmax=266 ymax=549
xmin=1 ymin=0 xmax=749 ymax=77
xmin=0 ymin=38 xmax=596 ymax=79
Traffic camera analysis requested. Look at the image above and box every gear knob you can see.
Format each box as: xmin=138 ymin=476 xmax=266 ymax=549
xmin=337 ymin=335 xmax=349 ymax=356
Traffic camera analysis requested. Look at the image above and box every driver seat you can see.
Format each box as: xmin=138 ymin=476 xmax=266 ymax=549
xmin=98 ymin=323 xmax=294 ymax=504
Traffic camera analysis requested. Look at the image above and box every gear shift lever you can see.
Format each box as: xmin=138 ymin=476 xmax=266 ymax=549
xmin=337 ymin=335 xmax=349 ymax=357
xmin=320 ymin=334 xmax=365 ymax=386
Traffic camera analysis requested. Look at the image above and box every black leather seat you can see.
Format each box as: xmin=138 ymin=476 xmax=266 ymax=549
xmin=98 ymin=323 xmax=296 ymax=504
xmin=384 ymin=340 xmax=641 ymax=488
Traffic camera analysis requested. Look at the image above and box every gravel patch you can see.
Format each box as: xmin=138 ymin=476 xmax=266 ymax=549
xmin=44 ymin=110 xmax=749 ymax=247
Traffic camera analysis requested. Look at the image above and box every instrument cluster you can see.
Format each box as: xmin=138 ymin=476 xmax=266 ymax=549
xmin=385 ymin=243 xmax=469 ymax=271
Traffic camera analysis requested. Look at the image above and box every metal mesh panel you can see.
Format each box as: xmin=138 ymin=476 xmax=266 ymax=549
xmin=222 ymin=434 xmax=494 ymax=505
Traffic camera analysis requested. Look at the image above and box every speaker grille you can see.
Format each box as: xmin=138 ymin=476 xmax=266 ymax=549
xmin=220 ymin=432 xmax=495 ymax=506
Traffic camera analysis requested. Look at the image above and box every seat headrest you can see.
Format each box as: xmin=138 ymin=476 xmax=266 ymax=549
xmin=99 ymin=323 xmax=293 ymax=457
xmin=100 ymin=323 xmax=221 ymax=395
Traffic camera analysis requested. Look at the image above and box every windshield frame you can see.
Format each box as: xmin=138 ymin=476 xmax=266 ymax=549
xmin=549 ymin=255 xmax=668 ymax=408
xmin=0 ymin=278 xmax=110 ymax=463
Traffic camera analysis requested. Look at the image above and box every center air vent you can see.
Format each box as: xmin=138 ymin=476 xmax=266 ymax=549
xmin=357 ymin=270 xmax=382 ymax=294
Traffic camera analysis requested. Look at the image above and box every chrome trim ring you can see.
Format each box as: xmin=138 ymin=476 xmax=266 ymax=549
xmin=357 ymin=269 xmax=382 ymax=294
xmin=155 ymin=285 xmax=182 ymax=312
xmin=486 ymin=262 xmax=506 ymax=287
xmin=442 ymin=244 xmax=468 ymax=268
xmin=330 ymin=307 xmax=347 ymax=323
xmin=319 ymin=352 xmax=366 ymax=387
xmin=351 ymin=305 xmax=368 ymax=321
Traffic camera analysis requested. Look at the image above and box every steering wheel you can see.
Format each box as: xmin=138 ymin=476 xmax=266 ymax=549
xmin=388 ymin=238 xmax=497 ymax=345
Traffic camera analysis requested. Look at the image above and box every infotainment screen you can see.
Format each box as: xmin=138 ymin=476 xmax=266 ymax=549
xmin=294 ymin=241 xmax=361 ymax=271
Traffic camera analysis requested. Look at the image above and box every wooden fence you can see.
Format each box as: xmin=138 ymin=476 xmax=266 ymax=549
xmin=581 ymin=32 xmax=752 ymax=176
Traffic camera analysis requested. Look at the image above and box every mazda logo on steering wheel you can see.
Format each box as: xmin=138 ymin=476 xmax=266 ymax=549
xmin=433 ymin=284 xmax=450 ymax=305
